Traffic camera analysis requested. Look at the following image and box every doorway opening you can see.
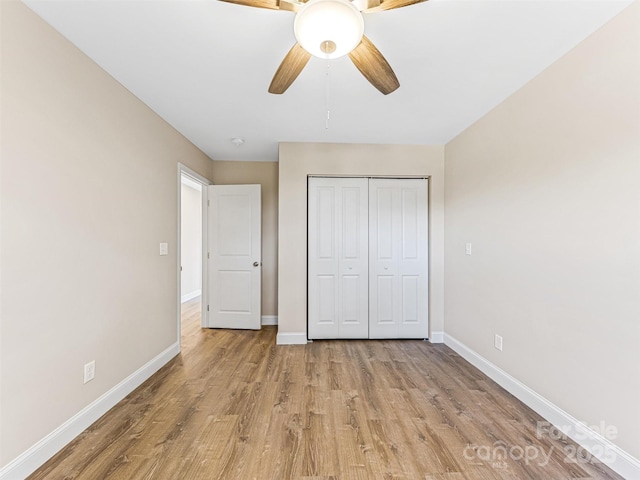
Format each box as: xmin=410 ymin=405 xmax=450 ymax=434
xmin=181 ymin=175 xmax=202 ymax=333
xmin=177 ymin=164 xmax=211 ymax=347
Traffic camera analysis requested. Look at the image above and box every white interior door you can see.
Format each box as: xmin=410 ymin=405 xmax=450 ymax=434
xmin=208 ymin=184 xmax=261 ymax=330
xmin=308 ymin=177 xmax=369 ymax=339
xmin=369 ymin=179 xmax=428 ymax=339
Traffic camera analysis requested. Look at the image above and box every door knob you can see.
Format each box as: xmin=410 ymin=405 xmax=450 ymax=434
xmin=253 ymin=261 xmax=260 ymax=267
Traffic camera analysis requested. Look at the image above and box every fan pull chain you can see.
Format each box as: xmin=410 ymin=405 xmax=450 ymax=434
xmin=325 ymin=58 xmax=331 ymax=130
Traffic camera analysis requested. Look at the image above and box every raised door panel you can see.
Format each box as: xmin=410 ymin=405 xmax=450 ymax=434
xmin=369 ymin=180 xmax=400 ymax=338
xmin=398 ymin=181 xmax=429 ymax=338
xmin=338 ymin=182 xmax=369 ymax=338
xmin=369 ymin=179 xmax=428 ymax=339
xmin=308 ymin=177 xmax=368 ymax=339
xmin=308 ymin=184 xmax=338 ymax=338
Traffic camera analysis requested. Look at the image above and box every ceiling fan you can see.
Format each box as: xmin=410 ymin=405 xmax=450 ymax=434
xmin=219 ymin=0 xmax=426 ymax=94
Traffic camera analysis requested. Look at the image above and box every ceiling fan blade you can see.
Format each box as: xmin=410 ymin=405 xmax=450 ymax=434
xmin=218 ymin=0 xmax=281 ymax=10
xmin=269 ymin=43 xmax=312 ymax=94
xmin=363 ymin=0 xmax=425 ymax=12
xmin=348 ymin=35 xmax=400 ymax=95
xmin=278 ymin=0 xmax=300 ymax=12
xmin=352 ymin=0 xmax=381 ymax=10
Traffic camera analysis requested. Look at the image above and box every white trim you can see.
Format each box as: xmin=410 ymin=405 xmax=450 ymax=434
xmin=429 ymin=331 xmax=444 ymax=344
xmin=179 ymin=165 xmax=210 ymax=186
xmin=443 ymin=333 xmax=640 ymax=480
xmin=0 ymin=342 xmax=180 ymax=480
xmin=200 ymin=185 xmax=209 ymax=328
xmin=181 ymin=175 xmax=202 ymax=192
xmin=276 ymin=332 xmax=308 ymax=345
xmin=262 ymin=315 xmax=278 ymax=326
xmin=181 ymin=289 xmax=201 ymax=304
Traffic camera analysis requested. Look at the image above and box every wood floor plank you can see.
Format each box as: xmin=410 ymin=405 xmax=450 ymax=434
xmin=28 ymin=296 xmax=623 ymax=480
xmin=325 ymin=391 xmax=362 ymax=479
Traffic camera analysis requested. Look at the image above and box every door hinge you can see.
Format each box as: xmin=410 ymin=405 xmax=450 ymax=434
xmin=207 ymin=200 xmax=210 ymax=207
xmin=207 ymin=252 xmax=210 ymax=259
xmin=207 ymin=305 xmax=210 ymax=312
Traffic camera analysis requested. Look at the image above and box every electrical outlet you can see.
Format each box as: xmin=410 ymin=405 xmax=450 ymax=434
xmin=494 ymin=335 xmax=503 ymax=351
xmin=84 ymin=361 xmax=95 ymax=384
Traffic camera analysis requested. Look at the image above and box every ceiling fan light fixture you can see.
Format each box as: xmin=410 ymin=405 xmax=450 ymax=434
xmin=294 ymin=0 xmax=364 ymax=59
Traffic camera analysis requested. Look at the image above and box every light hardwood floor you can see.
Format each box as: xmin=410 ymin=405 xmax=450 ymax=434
xmin=29 ymin=297 xmax=621 ymax=479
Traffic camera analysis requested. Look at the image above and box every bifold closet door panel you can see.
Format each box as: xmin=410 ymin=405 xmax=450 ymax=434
xmin=308 ymin=177 xmax=369 ymax=339
xmin=369 ymin=178 xmax=428 ymax=338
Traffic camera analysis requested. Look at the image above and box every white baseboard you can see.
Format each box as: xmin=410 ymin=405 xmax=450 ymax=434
xmin=429 ymin=331 xmax=444 ymax=344
xmin=276 ymin=332 xmax=308 ymax=345
xmin=261 ymin=315 xmax=278 ymax=326
xmin=0 ymin=342 xmax=180 ymax=480
xmin=443 ymin=333 xmax=640 ymax=480
xmin=181 ymin=289 xmax=201 ymax=303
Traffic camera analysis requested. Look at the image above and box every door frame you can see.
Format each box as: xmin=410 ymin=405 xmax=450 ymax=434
xmin=177 ymin=164 xmax=212 ymax=348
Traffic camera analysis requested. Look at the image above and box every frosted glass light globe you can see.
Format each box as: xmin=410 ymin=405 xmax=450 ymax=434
xmin=294 ymin=0 xmax=364 ymax=59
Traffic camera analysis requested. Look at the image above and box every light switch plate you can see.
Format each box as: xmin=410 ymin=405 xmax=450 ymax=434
xmin=159 ymin=243 xmax=169 ymax=256
xmin=465 ymin=243 xmax=472 ymax=255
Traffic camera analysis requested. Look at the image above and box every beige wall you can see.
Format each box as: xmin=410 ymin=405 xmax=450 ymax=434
xmin=444 ymin=2 xmax=640 ymax=460
xmin=180 ymin=183 xmax=202 ymax=299
xmin=0 ymin=1 xmax=213 ymax=467
xmin=211 ymin=161 xmax=279 ymax=316
xmin=277 ymin=143 xmax=445 ymax=341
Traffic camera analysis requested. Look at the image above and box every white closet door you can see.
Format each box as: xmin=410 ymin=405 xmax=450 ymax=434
xmin=369 ymin=179 xmax=428 ymax=338
xmin=308 ymin=177 xmax=369 ymax=339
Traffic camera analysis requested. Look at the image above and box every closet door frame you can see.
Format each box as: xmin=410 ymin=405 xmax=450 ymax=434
xmin=307 ymin=176 xmax=429 ymax=340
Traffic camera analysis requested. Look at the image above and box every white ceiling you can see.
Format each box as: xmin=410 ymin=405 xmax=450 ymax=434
xmin=24 ymin=0 xmax=633 ymax=162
